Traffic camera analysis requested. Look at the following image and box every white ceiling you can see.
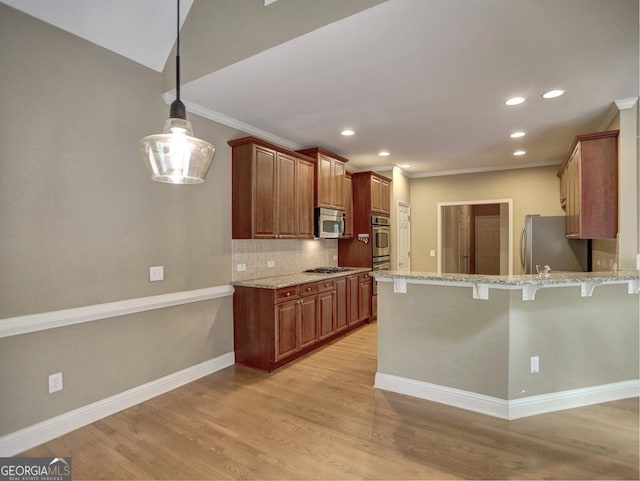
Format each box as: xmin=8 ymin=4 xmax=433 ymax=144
xmin=3 ymin=0 xmax=639 ymax=176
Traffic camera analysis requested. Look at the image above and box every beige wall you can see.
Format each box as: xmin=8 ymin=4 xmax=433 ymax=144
xmin=165 ymin=0 xmax=387 ymax=91
xmin=0 ymin=5 xmax=239 ymax=435
xmin=377 ymin=281 xmax=638 ymax=401
xmin=410 ymin=166 xmax=565 ymax=273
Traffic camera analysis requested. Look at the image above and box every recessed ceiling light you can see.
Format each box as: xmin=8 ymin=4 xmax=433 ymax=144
xmin=510 ymin=131 xmax=526 ymax=138
xmin=378 ymin=151 xmax=390 ymax=157
xmin=341 ymin=129 xmax=355 ymax=136
xmin=513 ymin=150 xmax=526 ymax=156
xmin=505 ymin=96 xmax=525 ymax=106
xmin=542 ymin=89 xmax=565 ymax=99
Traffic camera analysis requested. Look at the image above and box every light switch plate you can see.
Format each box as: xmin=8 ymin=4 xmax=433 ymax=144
xmin=49 ymin=372 xmax=63 ymax=393
xmin=149 ymin=266 xmax=164 ymax=281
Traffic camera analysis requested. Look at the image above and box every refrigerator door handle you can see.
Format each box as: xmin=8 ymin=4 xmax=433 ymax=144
xmin=519 ymin=226 xmax=526 ymax=271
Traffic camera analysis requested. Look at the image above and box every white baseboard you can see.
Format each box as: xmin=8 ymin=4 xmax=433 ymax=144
xmin=375 ymin=372 xmax=510 ymax=418
xmin=0 ymin=352 xmax=235 ymax=456
xmin=375 ymin=372 xmax=639 ymax=420
xmin=508 ymin=379 xmax=640 ymax=419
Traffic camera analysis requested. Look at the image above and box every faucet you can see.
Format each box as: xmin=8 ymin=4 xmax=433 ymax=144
xmin=536 ymin=265 xmax=552 ymax=278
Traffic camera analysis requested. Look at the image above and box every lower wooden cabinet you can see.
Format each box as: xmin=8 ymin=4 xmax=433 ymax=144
xmin=234 ymin=272 xmax=372 ymax=372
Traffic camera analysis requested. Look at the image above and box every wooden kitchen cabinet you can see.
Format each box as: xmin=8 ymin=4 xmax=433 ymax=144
xmin=229 ymin=136 xmax=315 ymax=239
xmin=275 ymin=299 xmax=299 ymax=361
xmin=557 ymin=130 xmax=618 ymax=239
xmin=233 ymin=272 xmax=371 ymax=372
xmin=358 ymin=273 xmax=373 ymax=320
xmin=344 ymin=172 xmax=354 ymax=237
xmin=338 ymin=171 xmax=392 ymax=268
xmin=334 ymin=277 xmax=348 ymax=331
xmin=297 ymin=147 xmax=349 ymax=210
xmin=371 ymin=175 xmax=391 ymax=215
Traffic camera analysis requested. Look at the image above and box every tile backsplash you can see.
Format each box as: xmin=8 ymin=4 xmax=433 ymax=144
xmin=232 ymin=239 xmax=338 ymax=281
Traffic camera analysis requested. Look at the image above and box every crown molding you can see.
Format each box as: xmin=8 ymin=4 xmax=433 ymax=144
xmin=162 ymin=93 xmax=304 ymax=151
xmin=408 ymin=159 xmax=562 ymax=179
xmin=614 ymin=97 xmax=639 ymax=110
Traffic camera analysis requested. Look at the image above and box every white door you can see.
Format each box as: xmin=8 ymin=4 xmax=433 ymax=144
xmin=397 ymin=203 xmax=411 ymax=272
xmin=475 ymin=215 xmax=501 ymax=275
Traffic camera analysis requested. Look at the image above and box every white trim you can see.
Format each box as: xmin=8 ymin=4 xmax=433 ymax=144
xmin=0 ymin=285 xmax=235 ymax=339
xmin=508 ymin=379 xmax=640 ymax=419
xmin=375 ymin=373 xmax=509 ymax=419
xmin=436 ymin=198 xmax=513 ymax=276
xmin=0 ymin=352 xmax=235 ymax=456
xmin=375 ymin=372 xmax=639 ymax=420
xmin=409 ymin=159 xmax=561 ymax=179
xmin=162 ymin=92 xmax=303 ymax=151
xmin=614 ymin=97 xmax=639 ymax=110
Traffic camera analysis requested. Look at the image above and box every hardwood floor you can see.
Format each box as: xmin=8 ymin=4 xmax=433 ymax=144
xmin=23 ymin=323 xmax=639 ymax=480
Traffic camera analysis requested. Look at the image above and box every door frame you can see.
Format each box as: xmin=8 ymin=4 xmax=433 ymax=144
xmin=437 ymin=199 xmax=513 ymax=275
xmin=396 ymin=201 xmax=411 ymax=272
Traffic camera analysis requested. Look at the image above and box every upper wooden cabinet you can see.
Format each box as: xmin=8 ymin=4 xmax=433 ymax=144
xmin=297 ymin=147 xmax=349 ymax=210
xmin=557 ymin=130 xmax=618 ymax=239
xmin=370 ymin=175 xmax=391 ymax=215
xmin=229 ymin=137 xmax=315 ymax=239
xmin=344 ymin=172 xmax=354 ymax=238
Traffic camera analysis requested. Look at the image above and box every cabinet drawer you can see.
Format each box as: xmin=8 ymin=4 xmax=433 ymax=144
xmin=299 ymin=282 xmax=318 ymax=297
xmin=318 ymin=280 xmax=335 ymax=292
xmin=275 ymin=286 xmax=298 ymax=303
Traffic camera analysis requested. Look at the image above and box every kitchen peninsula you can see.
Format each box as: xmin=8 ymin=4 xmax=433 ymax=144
xmin=372 ymin=270 xmax=639 ymax=419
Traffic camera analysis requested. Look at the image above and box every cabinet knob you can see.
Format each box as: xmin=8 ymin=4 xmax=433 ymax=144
xmin=286 ymin=292 xmax=291 ymax=296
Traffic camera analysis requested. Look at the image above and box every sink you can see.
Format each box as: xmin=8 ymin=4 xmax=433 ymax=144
xmin=304 ymin=267 xmax=352 ymax=274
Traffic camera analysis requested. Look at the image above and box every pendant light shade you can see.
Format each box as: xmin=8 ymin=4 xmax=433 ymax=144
xmin=140 ymin=0 xmax=215 ymax=184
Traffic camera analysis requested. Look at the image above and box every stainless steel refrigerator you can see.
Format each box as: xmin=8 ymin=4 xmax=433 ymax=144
xmin=519 ymin=215 xmax=589 ymax=274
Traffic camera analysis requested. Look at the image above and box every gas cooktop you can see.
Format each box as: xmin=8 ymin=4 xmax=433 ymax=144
xmin=303 ymin=267 xmax=353 ymax=274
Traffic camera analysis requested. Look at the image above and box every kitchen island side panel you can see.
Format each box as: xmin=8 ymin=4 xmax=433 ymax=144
xmin=508 ymin=283 xmax=639 ymax=399
xmin=376 ymin=282 xmax=510 ymax=399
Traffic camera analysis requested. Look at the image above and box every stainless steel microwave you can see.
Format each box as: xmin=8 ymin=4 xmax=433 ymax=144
xmin=315 ymin=208 xmax=346 ymax=238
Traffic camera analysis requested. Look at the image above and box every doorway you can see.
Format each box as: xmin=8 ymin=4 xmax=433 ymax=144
xmin=397 ymin=202 xmax=411 ymax=272
xmin=437 ymin=199 xmax=513 ymax=275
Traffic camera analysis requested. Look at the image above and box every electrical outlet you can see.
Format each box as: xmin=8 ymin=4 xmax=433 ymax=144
xmin=49 ymin=372 xmax=63 ymax=393
xmin=149 ymin=266 xmax=164 ymax=282
xmin=530 ymin=356 xmax=539 ymax=374
xmin=267 ymin=260 xmax=275 ymax=268
xmin=237 ymin=263 xmax=246 ymax=272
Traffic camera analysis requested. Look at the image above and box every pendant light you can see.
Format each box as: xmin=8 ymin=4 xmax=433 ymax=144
xmin=139 ymin=0 xmax=215 ymax=184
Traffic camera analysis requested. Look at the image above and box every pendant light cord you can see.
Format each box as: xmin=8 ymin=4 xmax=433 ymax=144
xmin=175 ymin=0 xmax=180 ymax=102
xmin=169 ymin=0 xmax=186 ymax=119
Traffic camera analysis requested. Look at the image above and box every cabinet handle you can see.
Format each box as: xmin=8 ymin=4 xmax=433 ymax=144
xmin=286 ymin=292 xmax=291 ymax=297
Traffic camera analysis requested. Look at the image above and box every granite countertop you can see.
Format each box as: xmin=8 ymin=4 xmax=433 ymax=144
xmin=371 ymin=270 xmax=640 ymax=286
xmin=232 ymin=268 xmax=372 ymax=289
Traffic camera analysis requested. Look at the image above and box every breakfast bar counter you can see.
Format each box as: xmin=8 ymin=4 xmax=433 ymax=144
xmin=370 ymin=270 xmax=639 ymax=420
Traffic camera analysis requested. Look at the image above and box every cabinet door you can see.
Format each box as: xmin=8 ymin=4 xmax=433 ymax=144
xmin=317 ymin=154 xmax=333 ymax=208
xmin=253 ymin=146 xmax=277 ymax=238
xmin=318 ymin=290 xmax=335 ymax=340
xmin=276 ymin=152 xmax=297 ymax=239
xmin=333 ymin=160 xmax=346 ymax=210
xmin=344 ymin=174 xmax=353 ymax=237
xmin=347 ymin=275 xmax=360 ymax=324
xmin=358 ymin=275 xmax=372 ymax=321
xmin=299 ymin=296 xmax=318 ymax=348
xmin=297 ymin=158 xmax=315 ymax=238
xmin=334 ymin=277 xmax=348 ymax=331
xmin=380 ymin=179 xmax=391 ymax=215
xmin=275 ymin=300 xmax=299 ymax=361
xmin=371 ymin=176 xmax=382 ymax=213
